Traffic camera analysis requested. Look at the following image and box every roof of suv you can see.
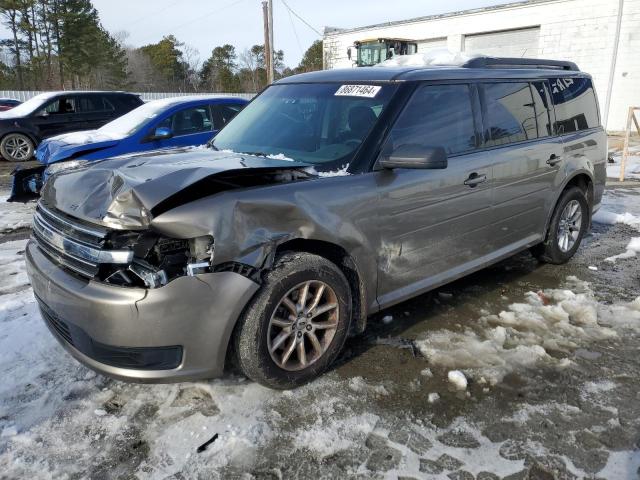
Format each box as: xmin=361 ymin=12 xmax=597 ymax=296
xmin=278 ymin=57 xmax=590 ymax=84
xmin=279 ymin=66 xmax=591 ymax=84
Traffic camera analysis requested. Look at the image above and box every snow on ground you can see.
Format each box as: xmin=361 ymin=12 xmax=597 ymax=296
xmin=606 ymin=236 xmax=640 ymax=262
xmin=416 ymin=276 xmax=640 ymax=386
xmin=1 ymin=267 xmax=638 ymax=478
xmin=0 ymin=195 xmax=35 ymax=233
xmin=607 ymin=145 xmax=640 ymax=180
xmin=0 ymin=239 xmax=29 ymax=295
xmin=593 ymin=187 xmax=640 ymax=262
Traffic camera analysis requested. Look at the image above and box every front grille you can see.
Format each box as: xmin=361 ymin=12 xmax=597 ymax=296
xmin=31 ymin=203 xmax=132 ymax=279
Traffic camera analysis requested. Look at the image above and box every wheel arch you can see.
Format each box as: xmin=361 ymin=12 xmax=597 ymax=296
xmin=0 ymin=130 xmax=39 ymax=146
xmin=544 ymin=171 xmax=594 ymax=237
xmin=273 ymin=238 xmax=368 ymax=335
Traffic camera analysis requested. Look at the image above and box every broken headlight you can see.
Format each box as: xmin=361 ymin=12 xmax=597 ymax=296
xmin=103 ymin=233 xmax=214 ymax=289
xmin=44 ymin=159 xmax=89 ymax=177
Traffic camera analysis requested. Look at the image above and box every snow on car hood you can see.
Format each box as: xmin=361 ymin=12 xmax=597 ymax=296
xmin=41 ymin=147 xmax=311 ymax=228
xmin=36 ymin=130 xmax=123 ymax=165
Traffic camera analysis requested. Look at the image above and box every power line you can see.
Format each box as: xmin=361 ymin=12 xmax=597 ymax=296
xmin=280 ymin=0 xmax=303 ymax=56
xmin=279 ymin=0 xmax=322 ymax=37
xmin=120 ymin=0 xmax=182 ymax=30
xmin=136 ymin=0 xmax=249 ymax=45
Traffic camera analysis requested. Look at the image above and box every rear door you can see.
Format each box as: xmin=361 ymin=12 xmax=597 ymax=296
xmin=76 ymin=94 xmax=118 ymax=129
xmin=482 ymin=81 xmax=564 ymax=249
xmin=375 ymin=83 xmax=494 ymax=307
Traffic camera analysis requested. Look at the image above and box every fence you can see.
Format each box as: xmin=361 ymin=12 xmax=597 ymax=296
xmin=0 ymin=90 xmax=255 ymax=102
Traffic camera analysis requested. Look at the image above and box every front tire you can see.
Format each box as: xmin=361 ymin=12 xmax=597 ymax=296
xmin=0 ymin=133 xmax=34 ymax=162
xmin=532 ymin=186 xmax=589 ymax=264
xmin=233 ymin=252 xmax=352 ymax=389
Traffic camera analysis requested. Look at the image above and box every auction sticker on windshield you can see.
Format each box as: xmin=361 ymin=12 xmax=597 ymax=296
xmin=335 ymin=85 xmax=381 ymax=98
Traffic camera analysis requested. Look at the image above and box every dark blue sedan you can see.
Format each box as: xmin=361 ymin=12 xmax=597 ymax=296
xmin=10 ymin=95 xmax=248 ymax=200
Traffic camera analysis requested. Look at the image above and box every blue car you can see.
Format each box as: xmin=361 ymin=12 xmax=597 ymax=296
xmin=10 ymin=95 xmax=248 ymax=200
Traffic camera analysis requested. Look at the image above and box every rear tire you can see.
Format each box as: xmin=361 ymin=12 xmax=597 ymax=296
xmin=0 ymin=133 xmax=34 ymax=162
xmin=233 ymin=252 xmax=352 ymax=389
xmin=532 ymin=186 xmax=589 ymax=264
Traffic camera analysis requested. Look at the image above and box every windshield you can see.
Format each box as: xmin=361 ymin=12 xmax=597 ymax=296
xmin=0 ymin=92 xmax=58 ymax=117
xmin=212 ymin=83 xmax=395 ymax=169
xmin=98 ymin=100 xmax=170 ymax=138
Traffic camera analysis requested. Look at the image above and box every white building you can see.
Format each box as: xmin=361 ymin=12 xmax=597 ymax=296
xmin=323 ymin=0 xmax=638 ymax=131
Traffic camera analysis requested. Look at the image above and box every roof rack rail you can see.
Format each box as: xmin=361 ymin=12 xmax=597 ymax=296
xmin=463 ymin=56 xmax=579 ymax=71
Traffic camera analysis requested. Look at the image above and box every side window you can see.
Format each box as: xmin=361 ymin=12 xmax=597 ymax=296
xmin=549 ymin=77 xmax=599 ymax=134
xmin=210 ymin=104 xmax=243 ymax=130
xmin=483 ymin=82 xmax=536 ymax=146
xmin=77 ymin=96 xmax=101 ymax=113
xmin=531 ymin=82 xmax=553 ymax=138
xmin=158 ymin=107 xmax=213 ymax=136
xmin=381 ymin=84 xmax=477 ymax=158
xmin=43 ymin=97 xmax=75 ymax=115
xmin=102 ymin=97 xmax=116 ymax=112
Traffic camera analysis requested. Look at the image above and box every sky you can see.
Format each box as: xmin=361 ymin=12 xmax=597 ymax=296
xmin=0 ymin=0 xmax=517 ymax=68
xmin=91 ymin=0 xmax=516 ymax=67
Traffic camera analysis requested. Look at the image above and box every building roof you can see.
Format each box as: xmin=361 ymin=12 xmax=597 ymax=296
xmin=324 ymin=0 xmax=559 ymax=36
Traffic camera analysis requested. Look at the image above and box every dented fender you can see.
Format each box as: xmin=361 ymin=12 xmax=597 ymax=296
xmin=150 ymin=172 xmax=382 ymax=314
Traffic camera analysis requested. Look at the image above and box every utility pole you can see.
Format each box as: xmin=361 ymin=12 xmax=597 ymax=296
xmin=262 ymin=1 xmax=271 ymax=83
xmin=267 ymin=0 xmax=275 ymax=84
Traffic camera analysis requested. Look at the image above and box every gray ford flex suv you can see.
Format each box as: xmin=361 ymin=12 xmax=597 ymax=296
xmin=26 ymin=57 xmax=606 ymax=389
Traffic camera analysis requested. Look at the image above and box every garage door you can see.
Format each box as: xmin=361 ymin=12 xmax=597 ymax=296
xmin=417 ymin=37 xmax=448 ymax=53
xmin=464 ymin=27 xmax=540 ymax=58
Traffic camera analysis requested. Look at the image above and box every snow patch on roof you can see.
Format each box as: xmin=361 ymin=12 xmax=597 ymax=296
xmin=375 ymin=49 xmax=479 ymax=68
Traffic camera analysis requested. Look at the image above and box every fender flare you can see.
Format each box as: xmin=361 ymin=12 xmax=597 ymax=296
xmin=542 ymin=169 xmax=595 ymax=238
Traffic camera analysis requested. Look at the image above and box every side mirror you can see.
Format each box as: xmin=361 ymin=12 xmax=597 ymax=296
xmin=380 ymin=144 xmax=448 ymax=170
xmin=37 ymin=111 xmax=50 ymax=118
xmin=152 ymin=127 xmax=173 ymax=140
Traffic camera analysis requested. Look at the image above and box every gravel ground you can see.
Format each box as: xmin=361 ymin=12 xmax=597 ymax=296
xmin=0 ymin=184 xmax=639 ymax=480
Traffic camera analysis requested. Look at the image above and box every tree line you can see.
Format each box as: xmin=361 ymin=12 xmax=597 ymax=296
xmin=0 ymin=0 xmax=323 ymax=93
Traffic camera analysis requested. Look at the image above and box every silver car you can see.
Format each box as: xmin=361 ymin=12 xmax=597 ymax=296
xmin=26 ymin=57 xmax=606 ymax=389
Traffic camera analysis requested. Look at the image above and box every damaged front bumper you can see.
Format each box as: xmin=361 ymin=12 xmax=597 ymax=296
xmin=26 ymin=240 xmax=260 ymax=382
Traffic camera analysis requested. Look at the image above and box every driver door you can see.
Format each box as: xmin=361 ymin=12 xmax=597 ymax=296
xmin=145 ymin=106 xmax=215 ymax=150
xmin=375 ymin=83 xmax=494 ymax=308
xmin=32 ymin=96 xmax=76 ymax=138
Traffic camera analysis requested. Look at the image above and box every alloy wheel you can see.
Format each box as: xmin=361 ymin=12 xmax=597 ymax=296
xmin=3 ymin=134 xmax=32 ymax=161
xmin=267 ymin=280 xmax=339 ymax=371
xmin=556 ymin=199 xmax=582 ymax=252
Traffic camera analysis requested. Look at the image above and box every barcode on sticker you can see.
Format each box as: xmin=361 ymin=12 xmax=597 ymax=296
xmin=335 ymin=85 xmax=381 ymax=98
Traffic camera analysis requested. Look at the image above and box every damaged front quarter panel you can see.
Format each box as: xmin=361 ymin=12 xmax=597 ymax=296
xmin=149 ymin=171 xmax=383 ymax=317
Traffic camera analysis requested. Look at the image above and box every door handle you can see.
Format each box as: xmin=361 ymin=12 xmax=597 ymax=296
xmin=546 ymin=154 xmax=562 ymax=166
xmin=464 ymin=173 xmax=487 ymax=187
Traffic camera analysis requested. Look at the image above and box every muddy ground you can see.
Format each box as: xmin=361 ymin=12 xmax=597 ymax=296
xmin=0 ymin=185 xmax=639 ymax=480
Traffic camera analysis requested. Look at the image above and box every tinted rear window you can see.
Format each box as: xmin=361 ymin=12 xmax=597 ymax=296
xmin=482 ymin=82 xmax=537 ymax=146
xmin=550 ymin=77 xmax=599 ymax=133
xmin=383 ymin=84 xmax=477 ymax=156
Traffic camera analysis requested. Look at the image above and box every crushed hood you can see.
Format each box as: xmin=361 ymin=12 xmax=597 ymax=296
xmin=41 ymin=147 xmax=311 ymax=228
xmin=36 ymin=130 xmax=122 ymax=165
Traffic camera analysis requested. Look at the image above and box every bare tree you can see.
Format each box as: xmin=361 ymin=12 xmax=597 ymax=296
xmin=181 ymin=43 xmax=200 ymax=92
